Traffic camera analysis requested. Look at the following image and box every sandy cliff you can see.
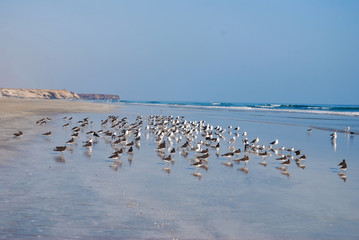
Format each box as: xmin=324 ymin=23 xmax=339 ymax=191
xmin=77 ymin=93 xmax=120 ymax=101
xmin=0 ymin=88 xmax=80 ymax=99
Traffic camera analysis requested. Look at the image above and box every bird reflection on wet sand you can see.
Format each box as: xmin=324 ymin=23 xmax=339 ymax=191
xmin=54 ymin=155 xmax=66 ymax=163
xmin=338 ymin=172 xmax=347 ymax=182
xmin=192 ymin=172 xmax=202 ymax=180
xmin=162 ymin=167 xmax=171 ymax=175
xmin=238 ymin=167 xmax=249 ymax=174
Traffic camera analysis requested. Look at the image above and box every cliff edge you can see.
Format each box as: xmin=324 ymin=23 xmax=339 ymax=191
xmin=77 ymin=93 xmax=120 ymax=101
xmin=0 ymin=88 xmax=80 ymax=99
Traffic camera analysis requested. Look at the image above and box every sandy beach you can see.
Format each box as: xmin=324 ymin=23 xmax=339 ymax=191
xmin=0 ymin=100 xmax=358 ymax=239
xmin=0 ymin=98 xmax=117 ymax=118
xmin=0 ymin=99 xmax=118 ymax=157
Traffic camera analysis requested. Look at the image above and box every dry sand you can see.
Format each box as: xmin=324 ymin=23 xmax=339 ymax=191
xmin=0 ymin=98 xmax=117 ymax=118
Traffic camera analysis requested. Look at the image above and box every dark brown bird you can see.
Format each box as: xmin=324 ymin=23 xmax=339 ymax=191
xmin=13 ymin=131 xmax=23 ymax=137
xmin=71 ymin=133 xmax=79 ymax=138
xmin=338 ymin=159 xmax=346 ymax=167
xmin=198 ymin=153 xmax=210 ymax=159
xmin=281 ymin=159 xmax=291 ymax=166
xmin=83 ymin=140 xmax=93 ymax=148
xmin=157 ymin=141 xmax=166 ymax=150
xmin=128 ymin=146 xmax=133 ymax=153
xmin=162 ymin=155 xmax=172 ymax=162
xmin=234 ymin=148 xmax=241 ymax=154
xmin=295 ymin=150 xmax=301 ymax=156
xmin=54 ymin=146 xmax=67 ymax=152
xmin=199 ymin=148 xmax=209 ymax=154
xmin=126 ymin=141 xmax=134 ymax=146
xmin=338 ymin=159 xmax=347 ymax=170
xmin=66 ymin=138 xmax=75 ymax=144
xmin=36 ymin=118 xmax=45 ymax=124
xmin=108 ymin=152 xmax=119 ymax=159
xmin=234 ymin=155 xmax=249 ymax=164
xmin=276 ymin=156 xmax=287 ymax=161
xmin=191 ymin=159 xmax=203 ymax=167
xmin=181 ymin=141 xmax=189 ymax=148
xmin=42 ymin=131 xmax=51 ymax=136
xmin=221 ymin=152 xmax=234 ymax=157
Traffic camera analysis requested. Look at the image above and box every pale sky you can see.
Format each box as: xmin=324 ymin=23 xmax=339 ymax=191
xmin=0 ymin=0 xmax=358 ymax=104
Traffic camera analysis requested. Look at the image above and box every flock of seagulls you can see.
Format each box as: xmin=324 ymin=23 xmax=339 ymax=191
xmin=11 ymin=114 xmax=352 ymax=181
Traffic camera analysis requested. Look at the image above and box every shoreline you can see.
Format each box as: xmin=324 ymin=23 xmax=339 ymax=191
xmin=0 ymin=98 xmax=120 ymax=157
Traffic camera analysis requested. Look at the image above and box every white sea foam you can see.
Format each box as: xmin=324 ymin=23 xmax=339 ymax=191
xmin=120 ymin=102 xmax=359 ymax=117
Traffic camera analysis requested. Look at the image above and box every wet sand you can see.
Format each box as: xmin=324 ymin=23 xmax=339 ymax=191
xmin=0 ymin=98 xmax=118 ymax=157
xmin=0 ymin=101 xmax=358 ymax=239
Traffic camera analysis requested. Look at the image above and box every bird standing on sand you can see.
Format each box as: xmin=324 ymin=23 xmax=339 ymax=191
xmin=54 ymin=146 xmax=67 ymax=153
xmin=13 ymin=131 xmax=23 ymax=137
xmin=338 ymin=159 xmax=347 ymax=171
xmin=251 ymin=137 xmax=259 ymax=144
xmin=228 ymin=136 xmax=236 ymax=144
xmin=234 ymin=155 xmax=249 ymax=165
xmin=345 ymin=126 xmax=350 ymax=132
xmin=331 ymin=132 xmax=337 ymax=140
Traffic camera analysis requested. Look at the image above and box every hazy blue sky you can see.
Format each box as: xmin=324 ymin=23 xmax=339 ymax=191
xmin=1 ymin=0 xmax=358 ymax=104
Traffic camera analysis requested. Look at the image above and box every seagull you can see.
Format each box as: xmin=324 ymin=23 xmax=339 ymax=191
xmin=233 ymin=148 xmax=241 ymax=155
xmin=331 ymin=132 xmax=337 ymax=140
xmin=345 ymin=126 xmax=350 ymax=132
xmin=128 ymin=146 xmax=134 ymax=153
xmin=228 ymin=137 xmax=236 ymax=144
xmin=13 ymin=131 xmax=23 ymax=137
xmin=281 ymin=159 xmax=291 ymax=167
xmin=162 ymin=155 xmax=172 ymax=163
xmin=221 ymin=152 xmax=234 ymax=158
xmin=83 ymin=139 xmax=93 ymax=148
xmin=234 ymin=155 xmax=249 ymax=165
xmin=53 ymin=146 xmax=67 ymax=153
xmin=340 ymin=162 xmax=347 ymax=171
xmin=42 ymin=131 xmax=51 ymax=136
xmin=338 ymin=159 xmax=347 ymax=171
xmin=191 ymin=159 xmax=203 ymax=167
xmin=251 ymin=137 xmax=259 ymax=144
xmin=108 ymin=152 xmax=120 ymax=160
xmin=66 ymin=138 xmax=75 ymax=144
xmin=270 ymin=139 xmax=279 ymax=145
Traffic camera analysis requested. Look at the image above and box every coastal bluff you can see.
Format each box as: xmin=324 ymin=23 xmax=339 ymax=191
xmin=0 ymin=88 xmax=80 ymax=100
xmin=77 ymin=93 xmax=120 ymax=101
xmin=0 ymin=88 xmax=120 ymax=101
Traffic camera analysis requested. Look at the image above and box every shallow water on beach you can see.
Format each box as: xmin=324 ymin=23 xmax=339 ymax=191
xmin=1 ymin=103 xmax=359 ymax=239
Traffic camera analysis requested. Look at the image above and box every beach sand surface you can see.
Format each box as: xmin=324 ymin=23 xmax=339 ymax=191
xmin=0 ymin=100 xmax=358 ymax=240
xmin=0 ymin=99 xmax=118 ymax=157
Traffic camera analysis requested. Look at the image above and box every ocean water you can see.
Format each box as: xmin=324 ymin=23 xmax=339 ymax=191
xmin=120 ymin=100 xmax=359 ymax=117
xmin=0 ymin=101 xmax=358 ymax=239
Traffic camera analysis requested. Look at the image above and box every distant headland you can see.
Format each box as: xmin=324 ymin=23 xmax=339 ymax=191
xmin=0 ymin=88 xmax=119 ymax=101
xmin=77 ymin=93 xmax=120 ymax=101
